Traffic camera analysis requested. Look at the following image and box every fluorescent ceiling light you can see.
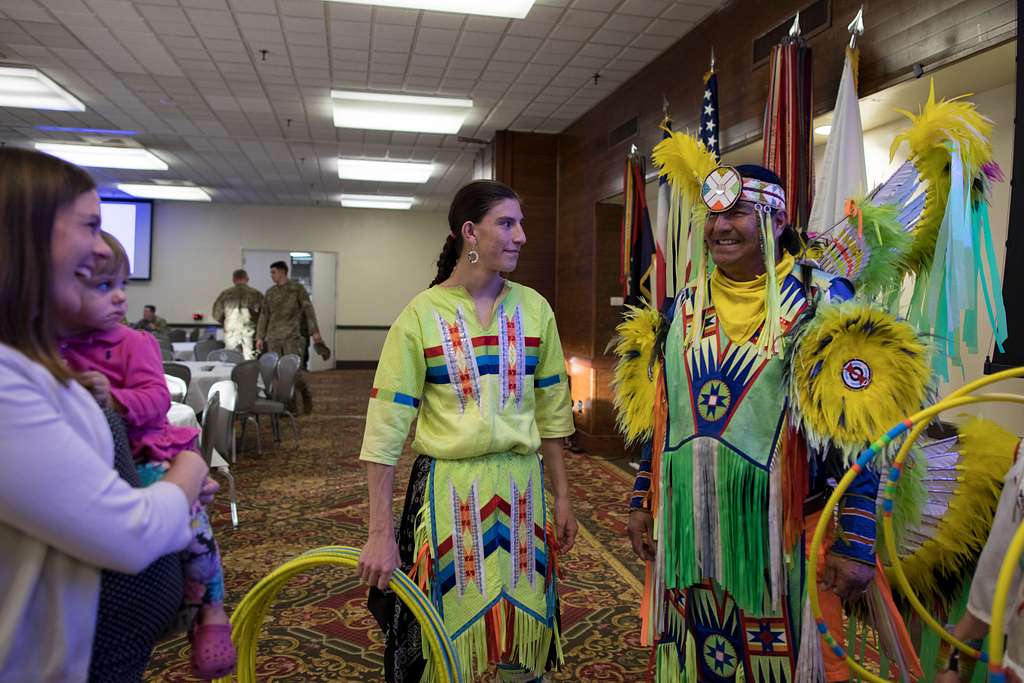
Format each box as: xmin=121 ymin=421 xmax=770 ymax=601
xmin=331 ymin=90 xmax=472 ymax=135
xmin=340 ymin=194 xmax=414 ymax=210
xmin=814 ymin=124 xmax=832 ymax=136
xmin=36 ymin=143 xmax=168 ymax=170
xmin=289 ymin=251 xmax=312 ymax=259
xmin=36 ymin=125 xmax=138 ymax=135
xmin=0 ymin=66 xmax=85 ymax=111
xmin=117 ymin=184 xmax=210 ymax=201
xmin=339 ymin=158 xmax=434 ymax=183
xmin=324 ymin=0 xmax=534 ymax=19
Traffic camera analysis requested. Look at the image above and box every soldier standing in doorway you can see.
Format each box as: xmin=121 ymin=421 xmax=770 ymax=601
xmin=256 ymin=260 xmax=321 ymax=414
xmin=212 ymin=269 xmax=263 ymax=360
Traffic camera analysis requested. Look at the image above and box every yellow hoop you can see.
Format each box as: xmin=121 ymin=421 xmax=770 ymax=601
xmin=807 ymin=366 xmax=1024 ymax=683
xmin=213 ymin=546 xmax=462 ymax=683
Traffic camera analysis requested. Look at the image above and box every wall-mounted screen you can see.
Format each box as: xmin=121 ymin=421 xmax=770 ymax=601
xmin=100 ymin=199 xmax=153 ymax=280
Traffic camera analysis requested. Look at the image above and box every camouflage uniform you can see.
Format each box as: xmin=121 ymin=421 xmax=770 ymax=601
xmin=134 ymin=315 xmax=169 ymax=341
xmin=257 ymin=280 xmax=320 ymax=412
xmin=212 ymin=283 xmax=263 ymax=360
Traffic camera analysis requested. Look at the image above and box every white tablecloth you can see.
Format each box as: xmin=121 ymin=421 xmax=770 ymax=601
xmin=172 ymin=341 xmax=196 ymax=361
xmin=167 ymin=402 xmax=200 ymax=429
xmin=177 ymin=361 xmax=234 ymax=413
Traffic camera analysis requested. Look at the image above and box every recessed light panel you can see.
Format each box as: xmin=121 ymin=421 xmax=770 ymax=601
xmin=0 ymin=67 xmax=85 ymax=111
xmin=331 ymin=90 xmax=472 ymax=135
xmin=339 ymin=158 xmax=434 ymax=183
xmin=340 ymin=194 xmax=414 ymax=210
xmin=117 ymin=184 xmax=210 ymax=201
xmin=325 ymin=0 xmax=534 ymax=19
xmin=36 ymin=143 xmax=169 ymax=170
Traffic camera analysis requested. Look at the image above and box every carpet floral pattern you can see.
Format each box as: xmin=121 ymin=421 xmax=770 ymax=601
xmin=145 ymin=370 xmax=649 ymax=682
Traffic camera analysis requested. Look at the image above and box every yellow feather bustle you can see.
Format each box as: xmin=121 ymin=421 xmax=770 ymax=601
xmin=611 ymin=306 xmax=663 ymax=445
xmin=787 ymin=302 xmax=931 ymax=464
xmin=889 ymin=79 xmax=994 ymax=276
xmin=891 ymin=418 xmax=1017 ymax=610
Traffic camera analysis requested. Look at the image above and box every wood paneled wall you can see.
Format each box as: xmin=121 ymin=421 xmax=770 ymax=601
xmin=492 ymin=131 xmax=560 ymax=306
xmin=554 ymin=0 xmax=1015 ymax=452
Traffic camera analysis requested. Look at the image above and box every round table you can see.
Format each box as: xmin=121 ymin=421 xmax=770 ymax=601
xmin=176 ymin=361 xmax=235 ymax=413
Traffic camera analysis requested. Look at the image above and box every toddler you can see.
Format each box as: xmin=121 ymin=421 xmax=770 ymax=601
xmin=58 ymin=232 xmax=236 ymax=679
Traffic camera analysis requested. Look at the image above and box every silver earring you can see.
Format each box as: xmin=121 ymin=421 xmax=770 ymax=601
xmin=468 ymin=250 xmax=479 ymax=264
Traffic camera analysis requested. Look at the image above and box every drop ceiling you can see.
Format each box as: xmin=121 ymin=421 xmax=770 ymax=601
xmin=0 ymin=0 xmax=727 ymax=209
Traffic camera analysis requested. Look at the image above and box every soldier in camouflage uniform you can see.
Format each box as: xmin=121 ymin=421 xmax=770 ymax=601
xmin=133 ymin=305 xmax=169 ymax=342
xmin=256 ymin=261 xmax=322 ymax=414
xmin=212 ymin=269 xmax=263 ymax=360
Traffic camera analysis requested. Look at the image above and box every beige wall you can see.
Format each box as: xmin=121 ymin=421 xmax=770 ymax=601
xmin=124 ymin=202 xmax=449 ymax=361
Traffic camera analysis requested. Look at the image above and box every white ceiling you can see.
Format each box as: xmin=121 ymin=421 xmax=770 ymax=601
xmin=0 ymin=0 xmax=727 ymax=209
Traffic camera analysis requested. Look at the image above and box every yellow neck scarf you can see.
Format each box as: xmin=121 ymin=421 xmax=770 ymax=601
xmin=710 ymin=252 xmax=795 ymax=345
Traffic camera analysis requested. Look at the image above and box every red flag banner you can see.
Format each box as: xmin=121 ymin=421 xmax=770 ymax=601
xmin=763 ymin=37 xmax=814 ymax=230
xmin=620 ymin=154 xmax=657 ymax=306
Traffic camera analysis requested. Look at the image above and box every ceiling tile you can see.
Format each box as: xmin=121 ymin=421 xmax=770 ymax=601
xmin=463 ymin=16 xmax=509 ymax=33
xmin=548 ymin=24 xmax=593 ymax=41
xmin=617 ymin=0 xmax=670 ymax=17
xmin=372 ymin=7 xmax=418 ymax=25
xmin=0 ymin=0 xmax=728 ymax=205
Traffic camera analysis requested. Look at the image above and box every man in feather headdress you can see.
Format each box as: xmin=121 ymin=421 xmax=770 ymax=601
xmin=616 ymin=161 xmax=929 ymax=683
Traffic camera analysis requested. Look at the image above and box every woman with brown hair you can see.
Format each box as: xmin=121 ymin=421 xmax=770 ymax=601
xmin=0 ymin=147 xmax=209 ymax=682
xmin=358 ymin=180 xmax=577 ymax=682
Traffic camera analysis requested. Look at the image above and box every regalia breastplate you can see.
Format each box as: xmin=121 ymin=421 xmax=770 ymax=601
xmin=665 ymin=274 xmax=811 ymax=472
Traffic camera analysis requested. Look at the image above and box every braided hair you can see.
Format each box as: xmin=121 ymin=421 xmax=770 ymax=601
xmin=430 ymin=180 xmax=521 ymax=286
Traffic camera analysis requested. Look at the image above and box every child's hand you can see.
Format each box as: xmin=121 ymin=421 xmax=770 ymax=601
xmin=198 ymin=476 xmax=220 ymax=505
xmin=78 ymin=371 xmax=112 ymax=408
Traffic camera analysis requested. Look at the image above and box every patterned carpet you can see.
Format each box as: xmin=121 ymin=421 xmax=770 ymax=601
xmin=144 ymin=369 xmax=651 ymax=682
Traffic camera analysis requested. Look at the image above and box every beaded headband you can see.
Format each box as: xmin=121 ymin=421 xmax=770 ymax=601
xmin=701 ymin=166 xmax=787 ymax=214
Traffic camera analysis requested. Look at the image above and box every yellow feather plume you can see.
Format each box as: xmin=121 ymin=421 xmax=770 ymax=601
xmin=651 ymin=128 xmax=718 ymax=201
xmin=787 ymin=303 xmax=931 ymax=463
xmin=889 ymin=79 xmax=994 ymax=275
xmin=891 ymin=417 xmax=1017 ymax=609
xmin=650 ymin=128 xmax=717 ymax=310
xmin=611 ymin=306 xmax=663 ymax=445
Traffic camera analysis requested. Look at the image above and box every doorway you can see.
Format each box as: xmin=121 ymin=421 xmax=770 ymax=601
xmin=241 ymin=249 xmax=338 ymax=371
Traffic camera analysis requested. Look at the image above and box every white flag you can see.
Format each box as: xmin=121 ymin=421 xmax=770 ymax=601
xmin=807 ymin=49 xmax=866 ymax=234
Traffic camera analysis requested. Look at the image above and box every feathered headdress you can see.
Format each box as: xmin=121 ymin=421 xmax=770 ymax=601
xmin=888 ymin=81 xmax=1007 ymax=378
xmin=804 ymin=80 xmax=1007 ymax=378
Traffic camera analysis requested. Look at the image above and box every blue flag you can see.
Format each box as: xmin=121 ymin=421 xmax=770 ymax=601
xmin=699 ymin=71 xmax=721 ymax=160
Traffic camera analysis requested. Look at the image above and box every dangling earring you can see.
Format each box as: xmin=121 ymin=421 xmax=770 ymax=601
xmin=468 ymin=250 xmax=479 ymax=264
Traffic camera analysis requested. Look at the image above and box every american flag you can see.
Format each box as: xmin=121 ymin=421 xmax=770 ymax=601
xmin=699 ymin=70 xmax=721 ymax=160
